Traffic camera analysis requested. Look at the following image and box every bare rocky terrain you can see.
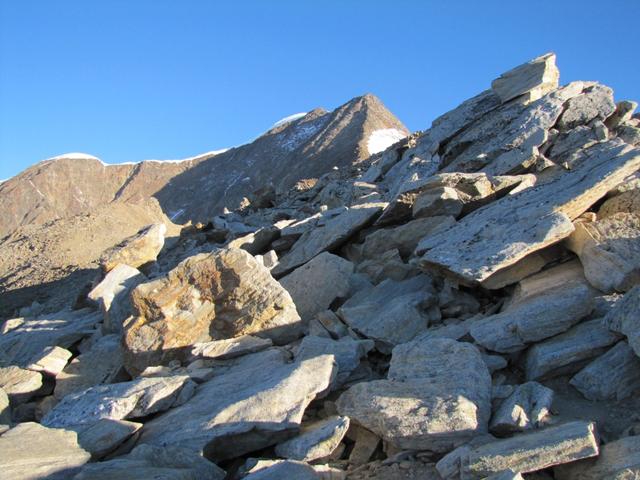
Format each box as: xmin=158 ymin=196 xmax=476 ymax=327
xmin=2 ymin=53 xmax=640 ymax=479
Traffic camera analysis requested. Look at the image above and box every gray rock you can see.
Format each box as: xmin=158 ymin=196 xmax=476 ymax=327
xmin=54 ymin=334 xmax=125 ymax=401
xmin=272 ymin=202 xmax=387 ymax=276
xmin=570 ymin=341 xmax=640 ymax=401
xmin=490 ymin=382 xmax=554 ymax=434
xmin=337 ymin=338 xmax=491 ymax=452
xmin=0 ymin=422 xmax=91 ymax=480
xmin=139 ymin=353 xmax=337 ymax=461
xmin=524 ymin=318 xmax=621 ymax=381
xmin=275 ymin=416 xmax=350 ymax=461
xmin=191 ymin=335 xmax=273 ymax=360
xmin=485 ymin=471 xmax=524 ymax=480
xmin=348 ymin=425 xmax=381 ymax=466
xmin=554 ymin=434 xmax=640 ymax=480
xmin=87 ymin=264 xmax=146 ymax=334
xmin=605 ymin=100 xmax=638 ymax=129
xmin=413 ymin=186 xmax=463 ymax=218
xmin=0 ymin=366 xmax=43 ymax=404
xmin=0 ymin=309 xmax=100 ymax=369
xmin=100 ymin=223 xmax=166 ymax=272
xmin=618 ymin=124 xmax=640 ymax=146
xmin=566 ymin=212 xmax=640 ymax=293
xmin=295 ymin=335 xmax=374 ymax=385
xmin=0 ymin=387 xmax=9 ymax=426
xmin=435 ymin=434 xmax=497 ymax=480
xmin=244 ymin=459 xmax=320 ymax=479
xmin=547 ymin=122 xmax=609 ymax=167
xmin=417 ymin=139 xmax=640 ymax=285
xmin=603 ymin=285 xmax=640 ymax=356
xmin=599 ymin=188 xmax=640 ymax=218
xmin=227 ymin=227 xmax=279 ymax=255
xmin=460 ymin=421 xmax=599 ymax=479
xmin=279 ymin=252 xmax=354 ymax=322
xmin=42 ymin=375 xmax=195 ymax=429
xmin=337 ymin=275 xmax=436 ymax=352
xmin=356 ymin=248 xmax=416 ymax=284
xmin=123 ymin=248 xmax=302 ymax=375
xmin=72 ymin=444 xmax=225 ymax=480
xmin=481 ymin=354 xmax=508 ymax=373
xmin=556 ymin=84 xmax=616 ymax=131
xmin=75 ymin=418 xmax=142 ymax=459
xmin=491 ymin=52 xmax=559 ymax=103
xmin=316 ymin=310 xmax=351 ymax=339
xmin=27 ymin=345 xmax=72 ymax=376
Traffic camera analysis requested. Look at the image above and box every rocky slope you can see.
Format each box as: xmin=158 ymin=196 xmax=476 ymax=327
xmin=2 ymin=53 xmax=640 ymax=479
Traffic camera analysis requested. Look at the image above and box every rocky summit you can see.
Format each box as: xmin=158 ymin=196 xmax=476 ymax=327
xmin=1 ymin=52 xmax=640 ymax=479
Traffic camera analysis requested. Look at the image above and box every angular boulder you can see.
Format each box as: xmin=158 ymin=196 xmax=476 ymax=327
xmin=100 ymin=223 xmax=167 ymax=272
xmin=274 ymin=416 xmax=350 ymax=462
xmin=491 ymin=52 xmax=559 ymax=103
xmin=0 ymin=366 xmax=43 ymax=404
xmin=337 ymin=338 xmax=491 ymax=452
xmin=489 ymin=382 xmax=554 ymax=434
xmin=123 ymin=248 xmax=302 ymax=374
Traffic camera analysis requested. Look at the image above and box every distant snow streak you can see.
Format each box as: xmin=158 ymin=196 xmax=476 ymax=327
xmin=271 ymin=112 xmax=308 ymax=129
xmin=367 ymin=129 xmax=407 ymax=155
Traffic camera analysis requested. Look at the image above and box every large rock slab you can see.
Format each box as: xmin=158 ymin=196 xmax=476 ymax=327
xmin=570 ymin=340 xmax=640 ymax=401
xmin=123 ymin=248 xmax=302 ymax=375
xmin=491 ymin=52 xmax=559 ymax=103
xmin=337 ymin=275 xmax=437 ymax=352
xmin=279 ymin=252 xmax=354 ymax=322
xmin=139 ymin=352 xmax=337 ymax=461
xmin=54 ymin=334 xmax=125 ymax=400
xmin=460 ymin=421 xmax=599 ymax=479
xmin=87 ymin=264 xmax=146 ymax=333
xmin=100 ymin=223 xmax=166 ymax=272
xmin=417 ymin=139 xmax=640 ymax=285
xmin=555 ymin=434 xmax=640 ymax=480
xmin=470 ymin=264 xmax=595 ymax=353
xmin=566 ymin=212 xmax=640 ymax=292
xmin=72 ymin=444 xmax=225 ymax=480
xmin=524 ymin=318 xmax=621 ymax=380
xmin=0 ymin=309 xmax=101 ymax=368
xmin=42 ymin=375 xmax=195 ymax=428
xmin=272 ymin=202 xmax=386 ymax=276
xmin=275 ymin=415 xmax=350 ymax=461
xmin=490 ymin=382 xmax=553 ymax=434
xmin=603 ymin=285 xmax=640 ymax=356
xmin=337 ymin=338 xmax=491 ymax=452
xmin=0 ymin=422 xmax=91 ymax=480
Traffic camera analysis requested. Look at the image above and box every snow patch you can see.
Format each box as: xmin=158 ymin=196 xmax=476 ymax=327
xmin=271 ymin=112 xmax=307 ymax=129
xmin=45 ymin=152 xmax=104 ymax=164
xmin=278 ymin=116 xmax=328 ymax=152
xmin=367 ymin=129 xmax=407 ymax=155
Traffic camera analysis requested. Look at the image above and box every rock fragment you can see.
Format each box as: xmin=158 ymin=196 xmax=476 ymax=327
xmin=191 ymin=335 xmax=273 ymax=361
xmin=27 ymin=345 xmax=72 ymax=376
xmin=75 ymin=418 xmax=142 ymax=459
xmin=491 ymin=52 xmax=559 ymax=103
xmin=0 ymin=366 xmax=43 ymax=404
xmin=100 ymin=223 xmax=167 ymax=272
xmin=490 ymin=382 xmax=554 ymax=434
xmin=275 ymin=416 xmax=350 ymax=461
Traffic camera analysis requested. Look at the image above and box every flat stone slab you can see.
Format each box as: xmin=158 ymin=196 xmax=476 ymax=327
xmin=337 ymin=338 xmax=491 ymax=452
xmin=42 ymin=375 xmax=195 ymax=428
xmin=123 ymin=248 xmax=302 ymax=374
xmin=491 ymin=52 xmax=559 ymax=103
xmin=275 ymin=415 xmax=350 ymax=461
xmin=416 ymin=139 xmax=640 ymax=284
xmin=75 ymin=418 xmax=142 ymax=459
xmin=460 ymin=421 xmax=599 ymax=479
xmin=27 ymin=345 xmax=72 ymax=377
xmin=0 ymin=366 xmax=43 ymax=404
xmin=603 ymin=285 xmax=640 ymax=356
xmin=72 ymin=444 xmax=225 ymax=480
xmin=191 ymin=335 xmax=273 ymax=361
xmin=272 ymin=202 xmax=386 ymax=276
xmin=0 ymin=422 xmax=91 ymax=480
xmin=139 ymin=352 xmax=337 ymax=462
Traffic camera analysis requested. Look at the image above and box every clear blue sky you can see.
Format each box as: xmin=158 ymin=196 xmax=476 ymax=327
xmin=1 ymin=1 xmax=639 ymax=180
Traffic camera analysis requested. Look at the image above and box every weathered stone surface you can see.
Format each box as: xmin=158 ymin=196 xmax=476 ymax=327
xmin=413 ymin=186 xmax=463 ymax=218
xmin=272 ymin=202 xmax=386 ymax=276
xmin=485 ymin=471 xmax=524 ymax=480
xmin=275 ymin=416 xmax=349 ymax=461
xmin=54 ymin=334 xmax=124 ymax=400
xmin=599 ymin=188 xmax=640 ymax=218
xmin=337 ymin=338 xmax=491 ymax=452
xmin=606 ymin=100 xmax=638 ymax=129
xmin=417 ymin=139 xmax=640 ymax=284
xmin=0 ymin=366 xmax=43 ymax=403
xmin=491 ymin=52 xmax=559 ymax=103
xmin=470 ymin=266 xmax=595 ymax=353
xmin=556 ymin=84 xmax=616 ymax=131
xmin=0 ymin=422 xmax=91 ymax=480
xmin=75 ymin=418 xmax=142 ymax=459
xmin=72 ymin=444 xmax=225 ymax=480
xmin=554 ymin=434 xmax=640 ymax=480
xmin=244 ymin=459 xmax=320 ymax=479
xmin=460 ymin=421 xmax=599 ymax=479
xmin=123 ymin=248 xmax=302 ymax=375
xmin=570 ymin=341 xmax=640 ymax=401
xmin=227 ymin=227 xmax=279 ymax=255
xmin=338 ymin=275 xmax=436 ymax=351
xmin=361 ymin=216 xmax=455 ymax=260
xmin=348 ymin=425 xmax=381 ymax=466
xmin=481 ymin=244 xmax=563 ymax=290
xmin=27 ymin=345 xmax=72 ymax=376
xmin=490 ymin=382 xmax=554 ymax=434
xmin=100 ymin=223 xmax=166 ymax=272
xmin=191 ymin=335 xmax=273 ymax=361
xmin=139 ymin=353 xmax=337 ymax=461
xmin=356 ymin=248 xmax=416 ymax=284
xmin=42 ymin=375 xmax=195 ymax=428
xmin=0 ymin=309 xmax=100 ymax=369
xmin=296 ymin=335 xmax=373 ymax=386
xmin=525 ymin=316 xmax=621 ymax=380
xmin=0 ymin=387 xmax=10 ymax=426
xmin=603 ymin=285 xmax=640 ymax=356
xmin=436 ymin=434 xmax=497 ymax=480
xmin=88 ymin=264 xmax=146 ymax=333
xmin=279 ymin=252 xmax=354 ymax=322
xmin=618 ymin=124 xmax=640 ymax=146
xmin=566 ymin=212 xmax=640 ymax=292
xmin=547 ymin=122 xmax=609 ymax=167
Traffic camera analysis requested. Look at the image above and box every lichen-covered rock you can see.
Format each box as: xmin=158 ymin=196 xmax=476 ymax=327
xmin=123 ymin=248 xmax=302 ymax=374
